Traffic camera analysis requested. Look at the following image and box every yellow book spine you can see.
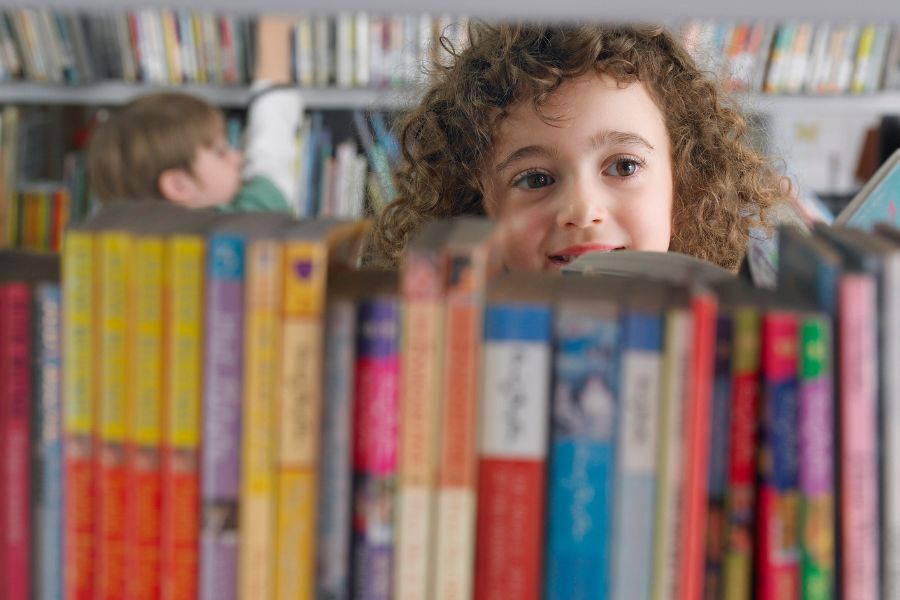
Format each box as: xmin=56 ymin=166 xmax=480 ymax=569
xmin=133 ymin=237 xmax=164 ymax=447
xmin=275 ymin=242 xmax=327 ymax=600
xmin=63 ymin=230 xmax=94 ymax=435
xmin=161 ymin=9 xmax=182 ymax=84
xmin=167 ymin=235 xmax=204 ymax=448
xmin=240 ymin=240 xmax=282 ymax=600
xmin=851 ymin=25 xmax=876 ymax=93
xmin=191 ymin=12 xmax=207 ymax=84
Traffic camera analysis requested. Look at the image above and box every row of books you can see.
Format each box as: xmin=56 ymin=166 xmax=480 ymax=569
xmin=680 ymin=19 xmax=900 ymax=95
xmin=0 ymin=8 xmax=468 ymax=89
xmin=0 ymin=8 xmax=254 ymax=85
xmin=2 ymin=200 xmax=900 ymax=598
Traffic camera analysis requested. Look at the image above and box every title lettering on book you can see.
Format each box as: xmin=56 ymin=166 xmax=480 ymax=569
xmin=564 ymin=442 xmax=596 ymax=542
xmin=41 ymin=293 xmax=61 ymax=443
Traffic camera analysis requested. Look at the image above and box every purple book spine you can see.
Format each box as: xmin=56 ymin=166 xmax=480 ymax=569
xmin=200 ymin=235 xmax=246 ymax=600
xmin=352 ymin=296 xmax=400 ymax=600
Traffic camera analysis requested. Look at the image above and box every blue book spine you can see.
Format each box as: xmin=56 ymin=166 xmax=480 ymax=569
xmin=200 ymin=233 xmax=246 ymax=600
xmin=33 ymin=283 xmax=63 ymax=600
xmin=545 ymin=303 xmax=620 ymax=600
xmin=611 ymin=309 xmax=663 ymax=600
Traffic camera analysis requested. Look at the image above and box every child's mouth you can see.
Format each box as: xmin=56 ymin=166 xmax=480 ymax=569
xmin=548 ymin=245 xmax=625 ymax=266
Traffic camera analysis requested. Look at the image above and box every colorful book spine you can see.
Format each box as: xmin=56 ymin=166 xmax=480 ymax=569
xmin=475 ymin=303 xmax=552 ymax=600
xmin=62 ymin=229 xmax=95 ymax=600
xmin=239 ymin=239 xmax=282 ymax=599
xmin=798 ymin=315 xmax=834 ymax=600
xmin=396 ymin=250 xmax=445 ymax=600
xmin=317 ymin=296 xmax=358 ymax=600
xmin=275 ymin=241 xmax=327 ymax=600
xmin=433 ymin=247 xmax=488 ymax=600
xmin=678 ymin=292 xmax=718 ymax=600
xmin=651 ymin=307 xmax=691 ymax=600
xmin=95 ymin=230 xmax=132 ymax=600
xmin=704 ymin=314 xmax=734 ymax=599
xmin=611 ymin=308 xmax=663 ymax=600
xmin=161 ymin=233 xmax=206 ymax=600
xmin=32 ymin=282 xmax=63 ymax=600
xmin=126 ymin=234 xmax=164 ymax=600
xmin=353 ymin=296 xmax=401 ymax=600
xmin=0 ymin=282 xmax=32 ymax=600
xmin=200 ymin=233 xmax=247 ymax=600
xmin=723 ymin=307 xmax=762 ymax=600
xmin=545 ymin=300 xmax=619 ymax=599
xmin=757 ymin=311 xmax=800 ymax=600
xmin=838 ymin=275 xmax=880 ymax=600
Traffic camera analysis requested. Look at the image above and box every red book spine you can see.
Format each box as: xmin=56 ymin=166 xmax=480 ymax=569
xmin=678 ymin=291 xmax=718 ymax=600
xmin=0 ymin=283 xmax=32 ymax=600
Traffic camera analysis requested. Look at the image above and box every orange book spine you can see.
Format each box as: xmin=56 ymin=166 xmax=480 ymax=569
xmin=678 ymin=291 xmax=718 ymax=600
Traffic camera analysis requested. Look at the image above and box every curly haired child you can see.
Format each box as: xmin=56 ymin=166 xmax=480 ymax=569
xmin=367 ymin=22 xmax=787 ymax=275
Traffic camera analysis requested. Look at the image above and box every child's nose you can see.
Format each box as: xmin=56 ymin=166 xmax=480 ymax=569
xmin=557 ymin=180 xmax=607 ymax=228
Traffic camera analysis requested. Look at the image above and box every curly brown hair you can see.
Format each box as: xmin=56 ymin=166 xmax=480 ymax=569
xmin=367 ymin=21 xmax=786 ymax=271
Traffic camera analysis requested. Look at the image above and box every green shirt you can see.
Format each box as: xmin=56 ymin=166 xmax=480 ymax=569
xmin=219 ymin=175 xmax=292 ymax=214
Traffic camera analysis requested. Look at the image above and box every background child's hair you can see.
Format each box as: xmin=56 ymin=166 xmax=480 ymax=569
xmin=87 ymin=92 xmax=224 ymax=202
xmin=368 ymin=22 xmax=786 ymax=270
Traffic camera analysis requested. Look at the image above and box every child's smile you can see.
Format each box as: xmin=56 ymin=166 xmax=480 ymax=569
xmin=482 ymin=72 xmax=675 ymax=272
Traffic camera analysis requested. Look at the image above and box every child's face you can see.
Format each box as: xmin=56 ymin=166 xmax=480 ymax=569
xmin=185 ymin=133 xmax=244 ymax=208
xmin=481 ymin=73 xmax=674 ymax=272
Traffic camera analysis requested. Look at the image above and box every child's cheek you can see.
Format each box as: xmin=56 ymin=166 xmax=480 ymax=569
xmin=494 ymin=202 xmax=557 ymax=270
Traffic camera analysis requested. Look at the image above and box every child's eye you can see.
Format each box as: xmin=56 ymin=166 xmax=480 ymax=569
xmin=512 ymin=170 xmax=556 ymax=189
xmin=603 ymin=157 xmax=644 ymax=178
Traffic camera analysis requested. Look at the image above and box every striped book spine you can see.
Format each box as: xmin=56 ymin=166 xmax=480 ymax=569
xmin=433 ymin=246 xmax=489 ymax=600
xmin=611 ymin=308 xmax=663 ymax=600
xmin=0 ymin=282 xmax=32 ymax=600
xmin=239 ymin=239 xmax=282 ymax=599
xmin=33 ymin=283 xmax=63 ymax=600
xmin=275 ymin=241 xmax=327 ymax=600
xmin=545 ymin=299 xmax=619 ymax=599
xmin=396 ymin=250 xmax=445 ymax=600
xmin=126 ymin=234 xmax=164 ymax=600
xmin=62 ymin=229 xmax=95 ymax=600
xmin=200 ymin=234 xmax=247 ymax=600
xmin=838 ymin=275 xmax=879 ymax=600
xmin=723 ymin=307 xmax=762 ymax=600
xmin=353 ymin=296 xmax=401 ymax=600
xmin=757 ymin=311 xmax=801 ymax=600
xmin=95 ymin=230 xmax=132 ymax=600
xmin=475 ymin=303 xmax=552 ymax=600
xmin=161 ymin=234 xmax=206 ymax=600
xmin=798 ymin=315 xmax=834 ymax=600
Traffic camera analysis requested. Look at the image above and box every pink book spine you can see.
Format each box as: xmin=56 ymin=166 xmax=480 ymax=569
xmin=839 ymin=275 xmax=880 ymax=600
xmin=0 ymin=283 xmax=32 ymax=600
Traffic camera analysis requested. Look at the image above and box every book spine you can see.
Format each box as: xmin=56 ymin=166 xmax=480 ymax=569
xmin=125 ymin=235 xmax=164 ymax=600
xmin=723 ymin=307 xmax=761 ymax=600
xmin=62 ymin=229 xmax=95 ymax=600
xmin=275 ymin=242 xmax=327 ymax=600
xmin=95 ymin=231 xmax=131 ymax=600
xmin=317 ymin=297 xmax=357 ymax=600
xmin=433 ymin=247 xmax=488 ymax=600
xmin=704 ymin=314 xmax=734 ymax=599
xmin=651 ymin=308 xmax=691 ymax=600
xmin=0 ymin=283 xmax=32 ymax=600
xmin=239 ymin=240 xmax=282 ymax=600
xmin=161 ymin=234 xmax=205 ymax=600
xmin=353 ymin=296 xmax=401 ymax=600
xmin=884 ymin=253 xmax=900 ymax=600
xmin=678 ymin=292 xmax=718 ymax=600
xmin=757 ymin=311 xmax=801 ymax=600
xmin=545 ymin=301 xmax=619 ymax=600
xmin=838 ymin=275 xmax=880 ymax=599
xmin=611 ymin=309 xmax=663 ymax=600
xmin=798 ymin=315 xmax=835 ymax=600
xmin=475 ymin=303 xmax=552 ymax=600
xmin=32 ymin=283 xmax=63 ymax=600
xmin=396 ymin=250 xmax=446 ymax=600
xmin=200 ymin=234 xmax=246 ymax=600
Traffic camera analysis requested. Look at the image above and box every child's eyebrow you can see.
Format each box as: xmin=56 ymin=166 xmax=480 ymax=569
xmin=588 ymin=131 xmax=655 ymax=152
xmin=494 ymin=145 xmax=558 ymax=174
